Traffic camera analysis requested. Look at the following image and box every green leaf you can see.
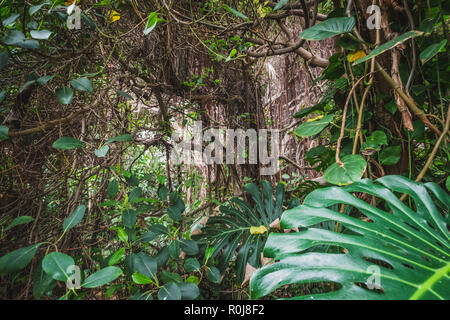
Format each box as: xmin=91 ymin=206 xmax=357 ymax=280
xmin=157 ymin=185 xmax=169 ymax=201
xmin=108 ymin=248 xmax=125 ymax=266
xmin=273 ymin=0 xmax=289 ymax=11
xmin=0 ymin=126 xmax=8 ymax=140
xmin=95 ymin=145 xmax=109 ymax=157
xmin=184 ymin=258 xmax=200 ymax=272
xmin=180 ymin=240 xmax=199 ymax=255
xmin=149 ymin=224 xmax=168 ymax=235
xmin=105 ymin=134 xmax=133 ymax=144
xmin=55 ymin=87 xmax=74 ymax=104
xmin=2 ymin=30 xmax=39 ymax=49
xmin=128 ymin=187 xmax=142 ymax=203
xmin=122 ymin=209 xmax=137 ymax=228
xmin=134 ymin=252 xmax=157 ymax=279
xmin=293 ymin=105 xmax=322 ymax=119
xmin=82 ymin=266 xmax=122 ymax=288
xmin=168 ymin=206 xmax=182 ymax=221
xmin=379 ymin=145 xmax=401 ymax=165
xmin=52 ymin=137 xmax=83 ymax=150
xmin=42 ymin=252 xmax=75 ymax=281
xmin=116 ymin=90 xmax=134 ymax=100
xmin=446 ymin=177 xmax=450 ymax=192
xmin=179 ymin=282 xmax=200 ymax=300
xmin=29 ymin=4 xmax=46 ymax=16
xmin=169 ymin=240 xmax=181 ymax=259
xmin=5 ymin=216 xmax=34 ymax=232
xmin=420 ymin=40 xmax=447 ymax=64
xmin=300 ymin=17 xmax=355 ymax=40
xmin=160 ymin=270 xmax=183 ymax=284
xmin=137 ymin=231 xmax=157 ymax=243
xmin=144 ymin=12 xmax=161 ymax=35
xmin=71 ymin=77 xmax=93 ymax=93
xmin=113 ymin=227 xmax=128 ymax=243
xmin=324 ymin=154 xmax=367 ymax=186
xmin=222 ymin=4 xmax=249 ymax=21
xmin=30 ymin=30 xmax=52 ymax=40
xmin=294 ymin=114 xmax=334 ymax=137
xmin=0 ymin=244 xmax=41 ymax=274
xmin=158 ymin=282 xmax=181 ymax=300
xmin=33 ymin=259 xmax=56 ymax=299
xmin=207 ymin=266 xmax=221 ymax=284
xmin=63 ymin=205 xmax=86 ymax=233
xmin=0 ymin=50 xmax=9 ymax=71
xmin=2 ymin=14 xmax=20 ymax=27
xmin=250 ymin=176 xmax=450 ymax=300
xmin=354 ymin=31 xmax=423 ymax=65
xmin=132 ymin=272 xmax=152 ymax=284
xmin=36 ymin=75 xmax=55 ymax=85
xmin=107 ymin=179 xmax=119 ymax=199
xmin=384 ymin=100 xmax=397 ymax=115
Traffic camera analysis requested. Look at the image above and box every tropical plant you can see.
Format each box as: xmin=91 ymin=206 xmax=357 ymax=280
xmin=250 ymin=175 xmax=450 ymax=300
xmin=194 ymin=181 xmax=285 ymax=284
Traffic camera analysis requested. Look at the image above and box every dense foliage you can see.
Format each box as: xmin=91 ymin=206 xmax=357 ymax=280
xmin=0 ymin=0 xmax=449 ymax=300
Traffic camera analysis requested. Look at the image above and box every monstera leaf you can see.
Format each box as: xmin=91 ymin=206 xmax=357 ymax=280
xmin=194 ymin=181 xmax=285 ymax=284
xmin=250 ymin=176 xmax=449 ymax=300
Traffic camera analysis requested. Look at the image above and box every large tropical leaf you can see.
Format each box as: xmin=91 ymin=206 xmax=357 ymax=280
xmin=300 ymin=17 xmax=355 ymax=40
xmin=194 ymin=181 xmax=285 ymax=284
xmin=250 ymin=176 xmax=449 ymax=300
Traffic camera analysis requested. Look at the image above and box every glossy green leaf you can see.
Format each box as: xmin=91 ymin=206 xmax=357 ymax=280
xmin=71 ymin=77 xmax=93 ymax=93
xmin=300 ymin=17 xmax=355 ymax=40
xmin=63 ymin=205 xmax=86 ymax=233
xmin=354 ymin=31 xmax=423 ymax=65
xmin=294 ymin=114 xmax=334 ymax=137
xmin=180 ymin=240 xmax=199 ymax=256
xmin=5 ymin=216 xmax=34 ymax=232
xmin=160 ymin=270 xmax=183 ymax=284
xmin=157 ymin=185 xmax=169 ymax=201
xmin=134 ymin=252 xmax=157 ymax=279
xmin=42 ymin=252 xmax=75 ymax=281
xmin=179 ymin=282 xmax=200 ymax=300
xmin=3 ymin=14 xmax=20 ymax=27
xmin=55 ymin=87 xmax=74 ymax=104
xmin=158 ymin=282 xmax=181 ymax=300
xmin=169 ymin=240 xmax=181 ymax=259
xmin=0 ymin=243 xmax=41 ymax=274
xmin=132 ymin=272 xmax=152 ymax=284
xmin=30 ymin=30 xmax=52 ymax=40
xmin=184 ymin=258 xmax=200 ymax=272
xmin=207 ymin=266 xmax=221 ymax=284
xmin=273 ymin=0 xmax=289 ymax=11
xmin=82 ymin=266 xmax=122 ymax=288
xmin=108 ymin=248 xmax=125 ymax=266
xmin=149 ymin=224 xmax=168 ymax=235
xmin=420 ymin=40 xmax=447 ymax=64
xmin=250 ymin=176 xmax=450 ymax=300
xmin=29 ymin=4 xmax=46 ymax=16
xmin=324 ymin=155 xmax=367 ymax=185
xmin=107 ymin=179 xmax=119 ymax=199
xmin=137 ymin=231 xmax=157 ymax=243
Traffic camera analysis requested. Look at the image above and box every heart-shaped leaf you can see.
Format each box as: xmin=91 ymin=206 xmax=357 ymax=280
xmin=300 ymin=17 xmax=355 ymax=40
xmin=324 ymin=154 xmax=367 ymax=185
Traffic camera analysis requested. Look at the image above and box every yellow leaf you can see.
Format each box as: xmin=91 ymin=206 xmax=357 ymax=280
xmin=65 ymin=0 xmax=80 ymax=5
xmin=109 ymin=10 xmax=121 ymax=23
xmin=347 ymin=50 xmax=367 ymax=62
xmin=250 ymin=225 xmax=268 ymax=235
xmin=307 ymin=115 xmax=324 ymax=122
